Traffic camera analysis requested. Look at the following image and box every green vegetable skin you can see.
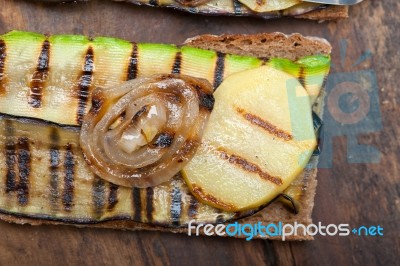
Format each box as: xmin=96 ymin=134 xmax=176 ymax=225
xmin=0 ymin=30 xmax=330 ymax=126
xmin=0 ymin=31 xmax=330 ymax=226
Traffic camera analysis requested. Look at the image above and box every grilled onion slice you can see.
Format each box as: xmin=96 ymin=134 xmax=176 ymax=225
xmin=80 ymin=74 xmax=214 ymax=188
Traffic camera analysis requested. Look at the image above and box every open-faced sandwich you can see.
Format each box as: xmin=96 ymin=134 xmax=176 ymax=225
xmin=0 ymin=31 xmax=331 ymax=240
xmin=117 ymin=0 xmax=350 ymax=20
xmin=37 ymin=0 xmax=352 ymax=20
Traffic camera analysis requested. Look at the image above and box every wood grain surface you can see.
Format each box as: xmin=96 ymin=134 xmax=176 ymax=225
xmin=0 ymin=0 xmax=398 ymax=265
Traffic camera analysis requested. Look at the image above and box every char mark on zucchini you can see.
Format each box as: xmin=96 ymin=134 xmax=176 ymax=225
xmin=146 ymin=187 xmax=154 ymax=223
xmin=261 ymin=57 xmax=270 ymax=65
xmin=49 ymin=128 xmax=61 ymax=209
xmin=92 ymin=176 xmax=106 ymax=218
xmin=76 ymin=46 xmax=94 ymax=126
xmin=5 ymin=120 xmax=31 ymax=206
xmin=5 ymin=119 xmax=16 ymax=194
xmin=29 ymin=40 xmax=50 ymax=108
xmin=170 ymin=183 xmax=183 ymax=226
xmin=127 ymin=42 xmax=139 ymax=80
xmin=298 ymin=66 xmax=306 ymax=88
xmin=188 ymin=197 xmax=198 ymax=219
xmin=62 ymin=144 xmax=75 ymax=211
xmin=16 ymin=137 xmax=31 ymax=206
xmin=0 ymin=40 xmax=6 ymax=93
xmin=107 ymin=183 xmax=119 ymax=211
xmin=133 ymin=187 xmax=142 ymax=222
xmin=213 ymin=52 xmax=225 ymax=89
xmin=172 ymin=51 xmax=182 ymax=74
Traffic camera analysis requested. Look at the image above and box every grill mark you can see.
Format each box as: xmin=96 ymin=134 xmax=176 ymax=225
xmin=4 ymin=123 xmax=31 ymax=206
xmin=219 ymin=150 xmax=283 ymax=186
xmin=171 ymin=51 xmax=182 ymax=74
xmin=76 ymin=47 xmax=94 ymax=126
xmin=236 ymin=107 xmax=293 ymax=141
xmin=16 ymin=137 xmax=30 ymax=206
xmin=261 ymin=57 xmax=270 ymax=66
xmin=107 ymin=183 xmax=119 ymax=211
xmin=127 ymin=43 xmax=138 ymax=80
xmin=298 ymin=67 xmax=306 ymax=88
xmin=133 ymin=187 xmax=142 ymax=222
xmin=233 ymin=0 xmax=243 ymax=15
xmin=49 ymin=128 xmax=60 ymax=207
xmin=92 ymin=176 xmax=106 ymax=218
xmin=146 ymin=187 xmax=154 ymax=223
xmin=5 ymin=120 xmax=16 ymax=193
xmin=213 ymin=52 xmax=226 ymax=89
xmin=0 ymin=40 xmax=6 ymax=94
xmin=62 ymin=144 xmax=75 ymax=211
xmin=188 ymin=197 xmax=198 ymax=219
xmin=29 ymin=40 xmax=50 ymax=108
xmin=170 ymin=184 xmax=182 ymax=226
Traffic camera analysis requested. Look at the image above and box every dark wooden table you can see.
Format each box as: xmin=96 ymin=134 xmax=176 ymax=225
xmin=0 ymin=0 xmax=398 ymax=265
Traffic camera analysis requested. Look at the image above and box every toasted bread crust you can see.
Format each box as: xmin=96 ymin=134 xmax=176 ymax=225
xmin=297 ymin=5 xmax=349 ymax=20
xmin=0 ymin=33 xmax=329 ymax=240
xmin=184 ymin=32 xmax=331 ymax=60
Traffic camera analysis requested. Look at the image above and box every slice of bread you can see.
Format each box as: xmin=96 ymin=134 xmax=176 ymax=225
xmin=0 ymin=33 xmax=331 ymax=240
xmin=298 ymin=5 xmax=348 ymax=20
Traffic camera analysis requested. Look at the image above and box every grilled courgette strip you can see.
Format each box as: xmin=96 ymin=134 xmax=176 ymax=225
xmin=0 ymin=114 xmax=240 ymax=225
xmin=0 ymin=31 xmax=329 ymax=126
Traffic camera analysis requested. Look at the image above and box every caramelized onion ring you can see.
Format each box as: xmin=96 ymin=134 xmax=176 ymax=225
xmin=80 ymin=74 xmax=214 ymax=188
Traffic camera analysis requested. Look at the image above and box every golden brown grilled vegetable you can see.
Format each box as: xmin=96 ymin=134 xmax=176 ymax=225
xmin=80 ymin=74 xmax=214 ymax=188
